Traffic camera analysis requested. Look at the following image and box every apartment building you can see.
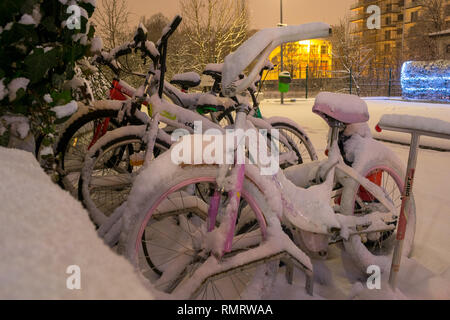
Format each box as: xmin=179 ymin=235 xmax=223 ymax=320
xmin=264 ymin=39 xmax=333 ymax=80
xmin=350 ymin=0 xmax=450 ymax=70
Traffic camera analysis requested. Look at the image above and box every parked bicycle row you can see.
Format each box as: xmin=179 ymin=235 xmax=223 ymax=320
xmin=37 ymin=16 xmax=415 ymax=299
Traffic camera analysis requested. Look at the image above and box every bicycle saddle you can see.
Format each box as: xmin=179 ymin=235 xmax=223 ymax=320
xmin=203 ymin=63 xmax=245 ymax=82
xmin=170 ymin=72 xmax=201 ymax=91
xmin=196 ymin=93 xmax=225 ymax=114
xmin=312 ymin=92 xmax=369 ymax=126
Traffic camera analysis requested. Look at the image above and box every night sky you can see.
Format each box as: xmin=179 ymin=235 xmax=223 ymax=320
xmin=124 ymin=0 xmax=355 ymax=29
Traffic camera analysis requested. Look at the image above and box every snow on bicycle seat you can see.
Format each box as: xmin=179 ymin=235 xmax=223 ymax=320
xmin=170 ymin=72 xmax=201 ymax=89
xmin=312 ymin=92 xmax=369 ymax=125
xmin=203 ymin=63 xmax=245 ymax=82
xmin=203 ymin=63 xmax=224 ymax=78
xmin=196 ymin=94 xmax=225 ymax=113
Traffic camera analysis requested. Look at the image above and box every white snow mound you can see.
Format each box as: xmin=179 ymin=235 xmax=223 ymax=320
xmin=0 ymin=147 xmax=154 ymax=299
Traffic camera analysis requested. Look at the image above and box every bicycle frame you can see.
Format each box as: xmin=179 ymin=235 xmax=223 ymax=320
xmin=201 ymin=101 xmax=398 ymax=258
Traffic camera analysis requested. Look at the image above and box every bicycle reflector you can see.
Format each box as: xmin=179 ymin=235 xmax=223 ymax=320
xmin=130 ymin=152 xmax=145 ymax=166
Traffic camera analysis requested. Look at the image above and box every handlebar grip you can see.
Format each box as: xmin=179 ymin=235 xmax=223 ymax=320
xmin=170 ymin=15 xmax=182 ymax=31
xmin=162 ymin=15 xmax=182 ymax=41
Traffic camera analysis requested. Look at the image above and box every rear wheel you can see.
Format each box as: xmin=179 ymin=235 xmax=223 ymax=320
xmin=79 ymin=132 xmax=169 ymax=226
xmin=341 ymin=158 xmax=416 ymax=272
xmin=56 ymin=109 xmax=123 ymax=193
xmin=270 ymin=122 xmax=317 ymax=167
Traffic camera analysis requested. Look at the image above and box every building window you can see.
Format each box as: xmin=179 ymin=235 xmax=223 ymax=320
xmin=411 ymin=11 xmax=419 ymax=22
xmin=385 ymin=30 xmax=391 ymax=40
xmin=320 ymin=45 xmax=328 ymax=55
xmin=398 ymin=14 xmax=403 ymax=21
xmin=386 ymin=17 xmax=391 ymax=25
xmin=384 ymin=44 xmax=390 ymax=52
xmin=447 ymin=44 xmax=450 ymax=54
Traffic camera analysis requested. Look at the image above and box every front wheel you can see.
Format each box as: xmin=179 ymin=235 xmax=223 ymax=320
xmin=341 ymin=157 xmax=416 ymax=273
xmin=119 ymin=164 xmax=280 ymax=299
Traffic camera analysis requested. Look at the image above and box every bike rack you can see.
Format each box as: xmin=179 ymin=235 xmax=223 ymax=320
xmin=189 ymin=251 xmax=314 ymax=299
xmin=377 ymin=114 xmax=450 ymax=290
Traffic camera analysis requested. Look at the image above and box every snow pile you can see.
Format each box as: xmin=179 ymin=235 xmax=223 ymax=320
xmin=51 ymin=100 xmax=78 ymax=119
xmin=0 ymin=115 xmax=30 ymax=139
xmin=204 ymin=63 xmax=224 ymax=73
xmin=144 ymin=40 xmax=159 ymax=58
xmin=18 ymin=5 xmax=42 ymax=26
xmin=90 ymin=36 xmax=103 ymax=53
xmin=171 ymin=72 xmax=201 ymax=85
xmin=0 ymin=147 xmax=154 ymax=299
xmin=0 ymin=78 xmax=7 ymax=100
xmin=7 ymin=77 xmax=30 ymax=102
xmin=379 ymin=114 xmax=450 ymax=137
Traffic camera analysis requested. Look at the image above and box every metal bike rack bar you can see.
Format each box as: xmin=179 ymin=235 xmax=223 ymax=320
xmin=377 ymin=114 xmax=450 ymax=290
xmin=189 ymin=251 xmax=314 ymax=299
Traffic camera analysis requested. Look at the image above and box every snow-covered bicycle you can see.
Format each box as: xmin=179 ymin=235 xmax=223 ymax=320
xmin=78 ymin=16 xmax=316 ymax=226
xmin=115 ymin=22 xmax=416 ymax=299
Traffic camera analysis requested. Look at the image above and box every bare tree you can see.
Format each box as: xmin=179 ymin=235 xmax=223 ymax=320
xmin=406 ymin=0 xmax=448 ymax=60
xmin=331 ymin=18 xmax=373 ymax=94
xmin=93 ymin=0 xmax=130 ymax=49
xmin=179 ymin=0 xmax=250 ymax=73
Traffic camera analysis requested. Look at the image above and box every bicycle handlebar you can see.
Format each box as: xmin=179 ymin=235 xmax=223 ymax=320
xmin=94 ymin=37 xmax=160 ymax=75
xmin=157 ymin=15 xmax=182 ymax=52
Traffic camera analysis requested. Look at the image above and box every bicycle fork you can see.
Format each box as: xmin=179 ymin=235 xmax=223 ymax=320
xmin=207 ymin=105 xmax=249 ymax=257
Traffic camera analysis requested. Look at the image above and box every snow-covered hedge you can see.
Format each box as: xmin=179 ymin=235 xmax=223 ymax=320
xmin=0 ymin=0 xmax=97 ymax=145
xmin=401 ymin=60 xmax=450 ymax=103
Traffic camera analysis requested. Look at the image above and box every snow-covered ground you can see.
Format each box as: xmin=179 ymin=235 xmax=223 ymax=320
xmin=260 ymin=97 xmax=450 ymax=299
xmin=0 ymin=147 xmax=153 ymax=299
xmin=0 ymin=97 xmax=449 ymax=299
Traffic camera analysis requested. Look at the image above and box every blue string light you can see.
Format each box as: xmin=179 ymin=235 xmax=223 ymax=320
xmin=401 ymin=61 xmax=450 ymax=103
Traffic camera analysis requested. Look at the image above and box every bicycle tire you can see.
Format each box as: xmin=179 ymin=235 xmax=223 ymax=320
xmin=119 ymin=161 xmax=283 ymax=299
xmin=79 ymin=129 xmax=170 ymax=226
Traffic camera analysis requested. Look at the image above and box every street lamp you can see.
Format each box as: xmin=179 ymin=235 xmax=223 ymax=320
xmin=278 ymin=0 xmax=286 ymax=104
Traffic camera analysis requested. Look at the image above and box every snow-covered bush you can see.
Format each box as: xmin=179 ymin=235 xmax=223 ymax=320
xmin=0 ymin=0 xmax=97 ymax=148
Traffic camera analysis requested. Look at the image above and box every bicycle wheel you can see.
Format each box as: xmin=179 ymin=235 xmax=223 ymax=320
xmin=269 ymin=121 xmax=318 ymax=167
xmin=56 ymin=108 xmax=123 ymax=193
xmin=341 ymin=156 xmax=416 ymax=273
xmin=79 ymin=129 xmax=169 ymax=226
xmin=119 ymin=163 xmax=281 ymax=300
